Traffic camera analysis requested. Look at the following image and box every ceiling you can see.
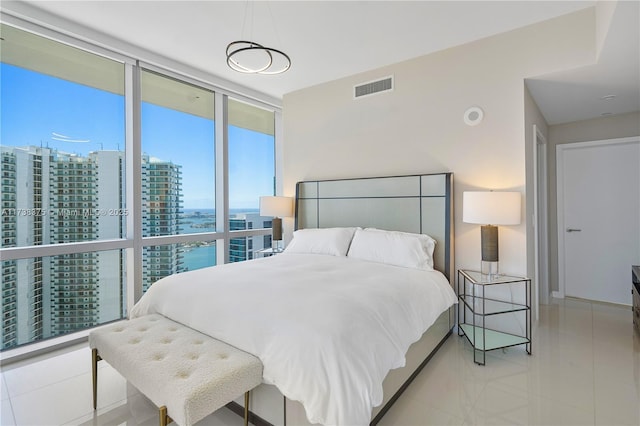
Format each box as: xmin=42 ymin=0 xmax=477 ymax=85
xmin=525 ymin=0 xmax=639 ymax=125
xmin=5 ymin=1 xmax=640 ymax=125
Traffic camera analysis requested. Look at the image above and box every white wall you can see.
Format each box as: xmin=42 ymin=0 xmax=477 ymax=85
xmin=283 ymin=9 xmax=595 ymax=278
xmin=524 ymin=85 xmax=550 ymax=309
xmin=549 ymin=111 xmax=640 ymax=145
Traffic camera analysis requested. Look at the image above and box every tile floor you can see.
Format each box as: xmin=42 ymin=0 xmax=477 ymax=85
xmin=1 ymin=298 xmax=639 ymax=426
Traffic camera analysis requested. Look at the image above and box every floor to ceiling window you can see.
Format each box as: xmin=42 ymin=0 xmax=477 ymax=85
xmin=140 ymin=70 xmax=216 ymax=290
xmin=228 ymin=98 xmax=275 ymax=262
xmin=0 ymin=22 xmax=280 ymax=353
xmin=1 ymin=24 xmax=126 ymax=350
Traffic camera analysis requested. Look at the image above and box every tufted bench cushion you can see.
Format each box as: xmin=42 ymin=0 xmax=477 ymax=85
xmin=89 ymin=314 xmax=263 ymax=426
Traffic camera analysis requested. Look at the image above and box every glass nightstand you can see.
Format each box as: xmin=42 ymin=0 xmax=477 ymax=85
xmin=457 ymin=269 xmax=531 ymax=365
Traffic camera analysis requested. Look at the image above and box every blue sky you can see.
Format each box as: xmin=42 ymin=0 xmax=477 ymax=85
xmin=1 ymin=63 xmax=274 ymax=209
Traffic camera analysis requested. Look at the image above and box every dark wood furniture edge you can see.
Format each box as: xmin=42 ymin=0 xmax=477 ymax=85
xmin=225 ymin=327 xmax=453 ymax=426
xmin=369 ymin=328 xmax=453 ymax=426
xmin=227 ymin=401 xmax=273 ymax=426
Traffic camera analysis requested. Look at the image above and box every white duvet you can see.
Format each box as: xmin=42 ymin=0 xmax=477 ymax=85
xmin=130 ymin=253 xmax=457 ymax=425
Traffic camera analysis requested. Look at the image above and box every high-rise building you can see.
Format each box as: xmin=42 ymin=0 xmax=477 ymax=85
xmin=229 ymin=213 xmax=272 ymax=263
xmin=1 ymin=146 xmax=53 ymax=348
xmin=1 ymin=149 xmax=20 ymax=349
xmin=48 ymin=149 xmax=101 ymax=335
xmin=141 ymin=155 xmax=184 ymax=292
xmin=1 ymin=146 xmax=183 ymax=350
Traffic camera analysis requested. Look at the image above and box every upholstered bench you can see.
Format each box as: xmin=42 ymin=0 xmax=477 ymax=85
xmin=89 ymin=314 xmax=263 ymax=426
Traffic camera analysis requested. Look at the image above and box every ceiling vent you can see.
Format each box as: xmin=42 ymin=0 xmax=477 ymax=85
xmin=354 ymin=76 xmax=394 ymax=99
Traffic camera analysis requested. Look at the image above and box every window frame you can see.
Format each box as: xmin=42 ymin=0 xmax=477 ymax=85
xmin=0 ymin=18 xmax=282 ymax=358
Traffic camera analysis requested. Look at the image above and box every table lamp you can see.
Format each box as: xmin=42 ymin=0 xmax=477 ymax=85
xmin=259 ymin=196 xmax=293 ymax=252
xmin=463 ymin=191 xmax=521 ymax=276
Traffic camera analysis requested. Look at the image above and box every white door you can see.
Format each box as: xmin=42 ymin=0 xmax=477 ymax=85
xmin=557 ymin=137 xmax=640 ymax=305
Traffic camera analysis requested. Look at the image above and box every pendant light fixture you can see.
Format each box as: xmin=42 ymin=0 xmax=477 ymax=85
xmin=226 ymin=2 xmax=291 ymax=75
xmin=226 ymin=41 xmax=291 ymax=75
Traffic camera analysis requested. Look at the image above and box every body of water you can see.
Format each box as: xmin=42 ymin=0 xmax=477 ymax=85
xmin=182 ymin=244 xmax=216 ymax=271
xmin=181 ymin=210 xmax=216 ymax=271
xmin=179 ymin=208 xmax=259 ymax=271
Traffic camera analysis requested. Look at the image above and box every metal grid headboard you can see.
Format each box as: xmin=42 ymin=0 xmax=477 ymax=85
xmin=294 ymin=173 xmax=454 ymax=281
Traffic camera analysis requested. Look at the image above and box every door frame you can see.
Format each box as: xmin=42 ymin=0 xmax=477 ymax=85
xmin=556 ymin=136 xmax=640 ymax=299
xmin=532 ymin=125 xmax=550 ymax=311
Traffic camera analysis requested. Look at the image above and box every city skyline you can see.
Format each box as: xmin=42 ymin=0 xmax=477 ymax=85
xmin=0 ymin=26 xmax=276 ymax=351
xmin=1 ymin=142 xmax=274 ymax=350
xmin=1 ymin=62 xmax=275 ymax=209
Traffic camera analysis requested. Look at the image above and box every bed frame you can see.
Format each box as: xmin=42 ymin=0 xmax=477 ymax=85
xmin=229 ymin=172 xmax=455 ymax=426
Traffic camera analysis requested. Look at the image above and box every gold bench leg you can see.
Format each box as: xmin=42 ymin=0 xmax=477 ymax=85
xmin=159 ymin=405 xmax=173 ymax=426
xmin=244 ymin=391 xmax=250 ymax=426
xmin=91 ymin=348 xmax=100 ymax=410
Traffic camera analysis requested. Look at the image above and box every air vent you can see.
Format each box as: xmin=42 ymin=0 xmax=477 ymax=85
xmin=354 ymin=76 xmax=394 ymax=99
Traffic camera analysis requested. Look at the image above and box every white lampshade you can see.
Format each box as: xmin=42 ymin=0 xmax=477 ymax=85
xmin=259 ymin=196 xmax=293 ymax=218
xmin=463 ymin=191 xmax=521 ymax=225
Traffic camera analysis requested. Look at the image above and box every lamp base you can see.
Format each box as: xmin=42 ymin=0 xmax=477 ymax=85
xmin=272 ymin=240 xmax=284 ymax=253
xmin=272 ymin=217 xmax=282 ymax=241
xmin=480 ymin=225 xmax=499 ymax=277
xmin=481 ymin=260 xmax=499 ymax=277
xmin=271 ymin=217 xmax=283 ymax=252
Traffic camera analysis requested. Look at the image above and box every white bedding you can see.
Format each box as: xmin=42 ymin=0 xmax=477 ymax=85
xmin=130 ymin=253 xmax=457 ymax=426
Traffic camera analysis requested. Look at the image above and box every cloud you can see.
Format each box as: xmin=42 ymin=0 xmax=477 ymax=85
xmin=51 ymin=132 xmax=90 ymax=143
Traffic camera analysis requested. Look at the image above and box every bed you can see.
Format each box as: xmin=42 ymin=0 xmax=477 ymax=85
xmin=130 ymin=173 xmax=455 ymax=426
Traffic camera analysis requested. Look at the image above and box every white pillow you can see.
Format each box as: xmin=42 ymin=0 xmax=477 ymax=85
xmin=283 ymin=227 xmax=358 ymax=257
xmin=347 ymin=228 xmax=436 ymax=270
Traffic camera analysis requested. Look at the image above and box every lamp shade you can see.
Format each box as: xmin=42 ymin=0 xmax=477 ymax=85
xmin=259 ymin=196 xmax=293 ymax=218
xmin=463 ymin=191 xmax=521 ymax=225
